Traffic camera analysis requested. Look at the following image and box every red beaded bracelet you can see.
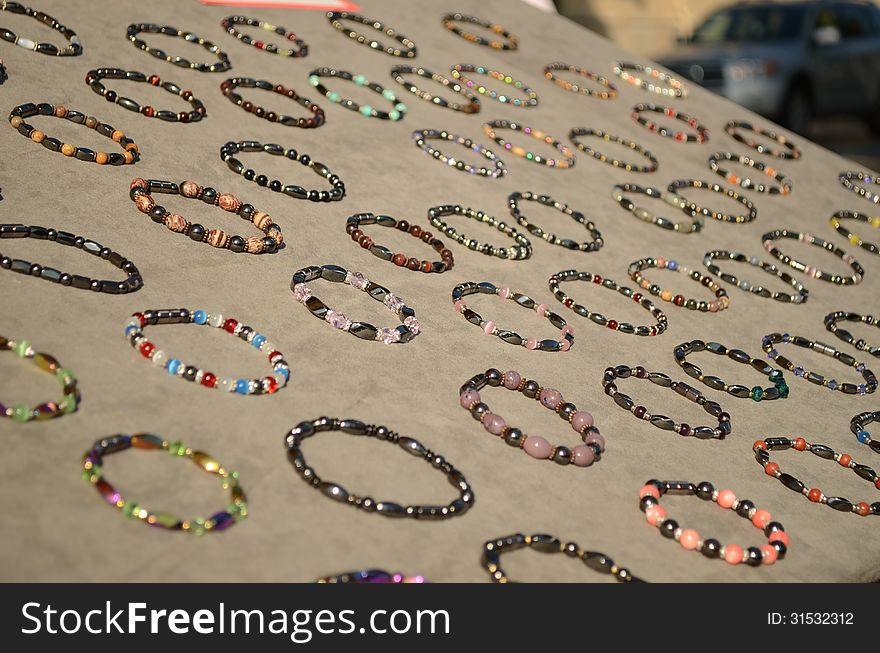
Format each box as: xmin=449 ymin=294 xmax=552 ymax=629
xmin=345 ymin=212 xmax=454 ymax=273
xmin=632 ymin=104 xmax=708 ymax=143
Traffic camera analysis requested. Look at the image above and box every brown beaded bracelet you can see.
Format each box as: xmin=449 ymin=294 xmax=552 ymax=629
xmin=220 ymin=77 xmax=324 ymax=128
xmin=628 ymin=257 xmax=730 ymax=312
xmin=543 ymin=63 xmax=616 ymax=99
xmin=345 ymin=212 xmax=454 ymax=273
xmin=441 ymin=13 xmax=517 ymax=50
xmin=724 ymin=120 xmax=801 ymax=160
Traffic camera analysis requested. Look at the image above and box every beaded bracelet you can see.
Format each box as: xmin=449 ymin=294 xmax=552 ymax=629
xmin=82 ymin=434 xmax=247 ymax=534
xmin=1 ymin=336 xmax=78 ymax=422
xmin=639 ymin=480 xmax=786 ymax=565
xmin=0 ymin=224 xmax=143 ymax=294
xmin=427 ymin=204 xmax=532 ymax=260
xmin=483 ymin=533 xmax=641 ymax=583
xmin=292 ymin=265 xmax=420 ymax=344
xmin=450 ymin=64 xmax=538 ymax=107
xmin=709 ymin=152 xmax=792 ymax=195
xmin=452 ymin=282 xmax=574 ymax=351
xmin=411 ymin=129 xmax=506 ymax=179
xmin=285 ymin=417 xmax=473 ymax=519
xmin=629 ymin=257 xmax=730 ymax=312
xmin=326 ymin=11 xmax=416 ymax=58
xmin=613 ymin=62 xmax=687 ymax=98
xmin=761 ymin=229 xmax=864 ymax=285
xmin=483 ymin=120 xmax=575 ymax=169
xmin=460 ymin=368 xmax=600 ymax=463
xmin=724 ymin=120 xmax=801 ymax=159
xmin=839 ymin=170 xmax=880 ymax=205
xmin=611 ymin=183 xmax=702 ymax=233
xmin=569 ymin=128 xmax=657 ymax=173
xmin=317 ymin=570 xmax=426 ymax=584
xmin=754 ymin=437 xmax=880 ymax=517
xmin=85 ymin=68 xmax=206 ymax=123
xmin=441 ymin=13 xmax=517 ymax=50
xmin=129 ymin=178 xmax=282 ymax=253
xmin=220 ymin=78 xmax=324 ymax=128
xmin=308 ymin=68 xmax=406 ymax=120
xmin=345 ymin=212 xmax=454 ymax=273
xmin=9 ymin=102 xmax=139 ymax=165
xmin=0 ymin=57 xmax=6 ymax=84
xmin=674 ymin=339 xmax=788 ymax=401
xmin=392 ymin=66 xmax=481 ymax=113
xmin=829 ymin=210 xmax=880 ymax=256
xmin=0 ymin=2 xmax=81 ymax=55
xmin=548 ymin=270 xmax=668 ymax=336
xmin=850 ymin=411 xmax=880 ymax=453
xmin=761 ymin=332 xmax=877 ymax=395
xmin=220 ymin=15 xmax=308 ymax=57
xmin=667 ymin=179 xmax=756 ymax=224
xmin=825 ymin=311 xmax=880 ymax=358
xmin=508 ymin=191 xmax=602 ymax=252
xmin=543 ymin=63 xmax=616 ymax=99
xmin=702 ymin=250 xmax=808 ymax=304
xmin=126 ymin=23 xmax=230 ymax=72
xmin=632 ymin=104 xmax=708 ymax=143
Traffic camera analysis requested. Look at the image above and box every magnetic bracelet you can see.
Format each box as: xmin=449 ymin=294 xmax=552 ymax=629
xmin=220 ymin=78 xmax=324 ymax=128
xmin=345 ymin=212 xmax=454 ymax=273
xmin=308 ymin=68 xmax=406 ymax=120
xmin=629 ymin=257 xmax=730 ymax=312
xmin=126 ymin=23 xmax=231 ymax=72
xmin=761 ymin=229 xmax=864 ymax=285
xmin=220 ymin=140 xmax=344 ymax=202
xmin=667 ymin=179 xmax=756 ymax=224
xmin=754 ymin=437 xmax=880 ymax=517
xmin=460 ymin=368 xmax=601 ymax=464
xmin=631 ymin=104 xmax=708 ymax=143
xmin=702 ymin=250 xmax=808 ymax=304
xmin=674 ymin=339 xmax=789 ymax=401
xmin=452 ymin=282 xmax=574 ymax=351
xmin=829 ymin=210 xmax=880 ymax=256
xmin=82 ymin=434 xmax=247 ymax=534
xmin=569 ymin=127 xmax=657 ymax=172
xmin=761 ymin=332 xmax=877 ymax=395
xmin=129 ymin=178 xmax=283 ymax=254
xmin=0 ymin=223 xmax=143 ymax=294
xmin=450 ymin=64 xmax=538 ymax=107
xmin=220 ymin=15 xmax=308 ymax=57
xmin=483 ymin=534 xmax=641 ymax=583
xmin=611 ymin=183 xmax=702 ymax=233
xmin=851 ymin=410 xmax=880 ymax=453
xmin=639 ymin=480 xmax=787 ymax=565
xmin=724 ymin=120 xmax=801 ymax=159
xmin=326 ymin=11 xmax=416 ymax=58
xmin=292 ymin=265 xmax=420 ymax=344
xmin=483 ymin=119 xmax=575 ymax=169
xmin=85 ymin=68 xmax=206 ymax=123
xmin=543 ymin=63 xmax=616 ymax=99
xmin=317 ymin=570 xmax=426 ymax=584
xmin=411 ymin=129 xmax=506 ymax=179
xmin=1 ymin=336 xmax=78 ymax=422
xmin=508 ymin=191 xmax=602 ymax=252
xmin=548 ymin=269 xmax=668 ymax=336
xmin=613 ymin=62 xmax=687 ymax=98
xmin=125 ymin=309 xmax=290 ymax=394
xmin=824 ymin=311 xmax=880 ymax=358
xmin=9 ymin=102 xmax=140 ymax=165
xmin=708 ymin=152 xmax=792 ymax=195
xmin=839 ymin=170 xmax=880 ymax=205
xmin=391 ymin=65 xmax=481 ymax=113
xmin=441 ymin=13 xmax=517 ymax=50
xmin=602 ymin=365 xmax=731 ymax=439
xmin=427 ymin=204 xmax=532 ymax=260
xmin=285 ymin=417 xmax=473 ymax=520
xmin=0 ymin=1 xmax=81 ymax=55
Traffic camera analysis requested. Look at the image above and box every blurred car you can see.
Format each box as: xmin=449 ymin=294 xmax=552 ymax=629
xmin=657 ymin=0 xmax=880 ymax=135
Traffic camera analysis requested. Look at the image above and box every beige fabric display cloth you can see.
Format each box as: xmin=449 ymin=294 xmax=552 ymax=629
xmin=1 ymin=0 xmax=878 ymax=583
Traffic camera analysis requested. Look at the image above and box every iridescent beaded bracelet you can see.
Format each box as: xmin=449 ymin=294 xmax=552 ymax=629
xmin=127 ymin=23 xmax=230 ymax=72
xmin=628 ymin=257 xmax=730 ymax=312
xmin=569 ymin=128 xmax=657 ymax=172
xmin=709 ymin=152 xmax=791 ymax=195
xmin=829 ymin=210 xmax=880 ymax=256
xmin=326 ymin=11 xmax=416 ymax=58
xmin=441 ymin=13 xmax=517 ymax=50
xmin=220 ymin=15 xmax=308 ymax=57
xmin=703 ymin=250 xmax=808 ymax=304
xmin=674 ymin=339 xmax=788 ymax=401
xmin=1 ymin=336 xmax=78 ymax=422
xmin=124 ymin=309 xmax=290 ymax=394
xmin=82 ymin=434 xmax=247 ymax=534
xmin=611 ymin=183 xmax=702 ymax=233
xmin=85 ymin=68 xmax=206 ymax=123
xmin=761 ymin=229 xmax=863 ymax=285
xmin=667 ymin=179 xmax=756 ymax=224
xmin=0 ymin=2 xmax=81 ymax=55
xmin=220 ymin=78 xmax=324 ymax=128
xmin=428 ymin=204 xmax=531 ymax=260
xmin=824 ymin=311 xmax=880 ymax=358
xmin=460 ymin=368 xmax=601 ymax=464
xmin=508 ymin=191 xmax=602 ymax=252
xmin=613 ymin=62 xmax=687 ymax=98
xmin=411 ymin=129 xmax=506 ymax=179
xmin=483 ymin=119 xmax=575 ymax=168
xmin=345 ymin=212 xmax=454 ymax=273
xmin=839 ymin=170 xmax=880 ymax=205
xmin=392 ymin=66 xmax=481 ymax=113
xmin=544 ymin=63 xmax=616 ymax=99
xmin=452 ymin=282 xmax=574 ymax=351
xmin=317 ymin=570 xmax=426 ymax=584
xmin=632 ymin=104 xmax=707 ymax=143
xmin=308 ymin=67 xmax=406 ymax=120
xmin=724 ymin=120 xmax=801 ymax=159
xmin=450 ymin=64 xmax=538 ymax=107
xmin=851 ymin=411 xmax=880 ymax=453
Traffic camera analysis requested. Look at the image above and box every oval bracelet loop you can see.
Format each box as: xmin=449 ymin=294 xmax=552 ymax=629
xmin=0 ymin=336 xmax=79 ymax=422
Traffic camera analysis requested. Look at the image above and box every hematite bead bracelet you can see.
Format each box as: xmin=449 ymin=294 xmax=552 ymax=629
xmin=761 ymin=332 xmax=877 ymax=395
xmin=441 ymin=13 xmax=517 ymax=50
xmin=544 ymin=63 xmax=616 ymax=99
xmin=612 ymin=183 xmax=702 ymax=233
xmin=0 ymin=223 xmax=143 ymax=294
xmin=220 ymin=15 xmax=307 ymax=57
xmin=411 ymin=129 xmax=506 ymax=179
xmin=549 ymin=270 xmax=668 ymax=336
xmin=317 ymin=570 xmax=426 ymax=584
xmin=85 ymin=68 xmax=205 ymax=123
xmin=839 ymin=170 xmax=880 ymax=205
xmin=392 ymin=66 xmax=480 ymax=113
xmin=129 ymin=179 xmax=282 ymax=253
xmin=460 ymin=369 xmax=600 ymax=463
xmin=326 ymin=11 xmax=416 ymax=58
xmin=308 ymin=68 xmax=406 ymax=120
xmin=724 ymin=120 xmax=801 ymax=159
xmin=285 ymin=417 xmax=473 ymax=520
xmin=0 ymin=1 xmax=81 ymax=55
xmin=667 ymin=179 xmax=756 ymax=224
xmin=0 ymin=336 xmax=78 ymax=422
xmin=82 ymin=434 xmax=247 ymax=534
xmin=450 ymin=64 xmax=538 ymax=107
xmin=613 ymin=62 xmax=687 ymax=98
xmin=345 ymin=212 xmax=454 ymax=273
xmin=709 ymin=152 xmax=792 ymax=195
xmin=824 ymin=311 xmax=880 ymax=358
xmin=830 ymin=210 xmax=880 ymax=256
xmin=427 ymin=204 xmax=532 ymax=260
xmin=761 ymin=229 xmax=863 ymax=285
xmin=483 ymin=120 xmax=575 ymax=169
xmin=603 ymin=365 xmax=731 ymax=439
xmin=702 ymin=250 xmax=808 ymax=303
xmin=126 ymin=23 xmax=230 ymax=72
xmin=9 ymin=102 xmax=139 ymax=165
xmin=292 ymin=265 xmax=420 ymax=344
xmin=851 ymin=411 xmax=880 ymax=453
xmin=632 ymin=104 xmax=708 ymax=143
xmin=628 ymin=257 xmax=730 ymax=312
xmin=508 ymin=191 xmax=602 ymax=252
xmin=674 ymin=339 xmax=788 ymax=401
xmin=220 ymin=78 xmax=324 ymax=128
xmin=640 ymin=480 xmax=787 ymax=565
xmin=569 ymin=128 xmax=657 ymax=172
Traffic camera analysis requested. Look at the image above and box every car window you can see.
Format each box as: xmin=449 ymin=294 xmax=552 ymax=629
xmin=814 ymin=5 xmax=869 ymax=39
xmin=690 ymin=5 xmax=806 ymax=43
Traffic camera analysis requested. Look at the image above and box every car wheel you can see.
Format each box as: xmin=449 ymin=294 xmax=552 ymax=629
xmin=781 ymin=86 xmax=812 ymax=136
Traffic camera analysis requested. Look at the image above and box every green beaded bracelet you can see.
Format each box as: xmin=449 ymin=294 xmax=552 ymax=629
xmin=1 ymin=336 xmax=78 ymax=422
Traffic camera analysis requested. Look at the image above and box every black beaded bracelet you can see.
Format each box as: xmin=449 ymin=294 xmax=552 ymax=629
xmin=411 ymin=129 xmax=506 ymax=179
xmin=308 ymin=68 xmax=406 ymax=120
xmin=674 ymin=339 xmax=788 ymax=401
xmin=345 ymin=212 xmax=454 ymax=273
xmin=629 ymin=257 xmax=730 ymax=312
xmin=85 ymin=68 xmax=206 ymax=123
xmin=839 ymin=170 xmax=880 ymax=205
xmin=326 ymin=11 xmax=416 ymax=58
xmin=613 ymin=62 xmax=687 ymax=98
xmin=317 ymin=570 xmax=426 ymax=584
xmin=544 ymin=63 xmax=616 ymax=99
xmin=611 ymin=183 xmax=702 ymax=233
xmin=508 ymin=191 xmax=602 ymax=252
xmin=667 ymin=179 xmax=756 ymax=224
xmin=824 ymin=311 xmax=880 ymax=358
xmin=220 ymin=15 xmax=308 ymax=57
xmin=427 ymin=204 xmax=532 ymax=260
xmin=450 ymin=64 xmax=538 ymax=107
xmin=829 ymin=210 xmax=880 ymax=256
xmin=126 ymin=23 xmax=230 ymax=73
xmin=709 ymin=152 xmax=792 ymax=195
xmin=702 ymin=250 xmax=808 ymax=304
xmin=0 ymin=1 xmax=81 ymax=55
xmin=851 ymin=410 xmax=880 ymax=453
xmin=761 ymin=229 xmax=864 ymax=285
xmin=441 ymin=13 xmax=517 ymax=50
xmin=220 ymin=78 xmax=324 ymax=128
xmin=631 ymin=104 xmax=708 ymax=143
xmin=724 ymin=120 xmax=801 ymax=159
xmin=569 ymin=128 xmax=657 ymax=172
xmin=483 ymin=119 xmax=575 ymax=168
xmin=391 ymin=65 xmax=481 ymax=113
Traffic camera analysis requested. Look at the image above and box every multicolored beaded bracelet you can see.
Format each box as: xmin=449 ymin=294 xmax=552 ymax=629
xmin=285 ymin=417 xmax=473 ymax=519
xmin=326 ymin=11 xmax=416 ymax=58
xmin=441 ymin=13 xmax=517 ymax=50
xmin=483 ymin=120 xmax=575 ymax=169
xmin=292 ymin=265 xmax=420 ymax=345
xmin=543 ymin=63 xmax=616 ymax=99
xmin=839 ymin=170 xmax=880 ymax=205
xmin=640 ymin=479 xmax=787 ymax=565
xmin=667 ymin=179 xmax=756 ymax=224
xmin=830 ymin=210 xmax=880 ymax=256
xmin=611 ymin=183 xmax=702 ymax=233
xmin=85 ymin=68 xmax=205 ymax=123
xmin=0 ymin=1 xmax=81 ymax=55
xmin=724 ymin=120 xmax=801 ymax=159
xmin=0 ymin=224 xmax=143 ymax=293
xmin=220 ymin=15 xmax=308 ymax=57
xmin=569 ymin=128 xmax=657 ymax=172
xmin=702 ymin=250 xmax=808 ymax=304
xmin=317 ymin=570 xmax=426 ymax=584
xmin=126 ymin=23 xmax=230 ymax=72
xmin=345 ymin=212 xmax=454 ymax=273
xmin=391 ymin=66 xmax=481 ymax=113
xmin=1 ymin=336 xmax=78 ymax=422
xmin=508 ymin=191 xmax=602 ymax=252
xmin=411 ymin=129 xmax=506 ymax=179
xmin=708 ymin=152 xmax=792 ymax=195
xmin=220 ymin=78 xmax=324 ymax=128
xmin=631 ymin=104 xmax=708 ymax=143
xmin=761 ymin=229 xmax=864 ymax=285
xmin=9 ymin=102 xmax=140 ymax=165
xmin=851 ymin=410 xmax=880 ymax=453
xmin=450 ymin=64 xmax=538 ymax=107
xmin=761 ymin=332 xmax=877 ymax=395
xmin=824 ymin=311 xmax=880 ymax=358
xmin=754 ymin=437 xmax=880 ymax=517
xmin=613 ymin=62 xmax=687 ymax=98
xmin=460 ymin=368 xmax=600 ymax=463
xmin=82 ymin=434 xmax=247 ymax=534
xmin=629 ymin=257 xmax=730 ymax=312
xmin=674 ymin=339 xmax=789 ymax=401
xmin=427 ymin=204 xmax=532 ymax=260
xmin=452 ymin=282 xmax=574 ymax=352
xmin=129 ymin=178 xmax=282 ymax=254
xmin=308 ymin=68 xmax=406 ymax=120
